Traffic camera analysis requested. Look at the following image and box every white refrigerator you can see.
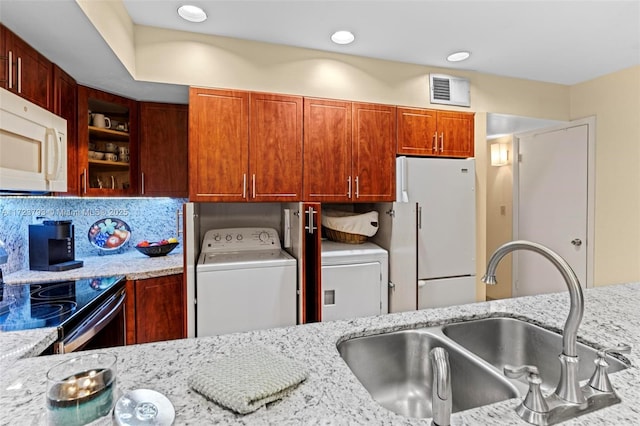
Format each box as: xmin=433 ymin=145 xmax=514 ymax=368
xmin=374 ymin=156 xmax=477 ymax=312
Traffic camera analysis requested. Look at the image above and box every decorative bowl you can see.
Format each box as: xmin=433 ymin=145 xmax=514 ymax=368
xmin=88 ymin=218 xmax=131 ymax=251
xmin=135 ymin=242 xmax=178 ymax=257
xmin=88 ymin=150 xmax=105 ymax=160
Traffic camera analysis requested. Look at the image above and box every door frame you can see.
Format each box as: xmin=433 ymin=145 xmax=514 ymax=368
xmin=512 ymin=116 xmax=596 ymax=291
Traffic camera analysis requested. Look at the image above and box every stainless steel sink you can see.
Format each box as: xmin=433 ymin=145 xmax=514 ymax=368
xmin=441 ymin=317 xmax=629 ymax=393
xmin=338 ymin=316 xmax=630 ymax=420
xmin=337 ymin=329 xmax=520 ymax=418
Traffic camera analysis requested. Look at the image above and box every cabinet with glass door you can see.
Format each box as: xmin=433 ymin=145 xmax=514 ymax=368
xmin=78 ymin=86 xmax=138 ymax=196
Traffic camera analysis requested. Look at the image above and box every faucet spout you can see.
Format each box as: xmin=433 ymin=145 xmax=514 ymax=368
xmin=483 ymin=240 xmax=584 ymax=357
xmin=430 ymin=347 xmax=451 ymax=426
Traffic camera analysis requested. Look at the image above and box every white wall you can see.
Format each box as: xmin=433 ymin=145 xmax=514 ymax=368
xmin=570 ymin=66 xmax=640 ymax=286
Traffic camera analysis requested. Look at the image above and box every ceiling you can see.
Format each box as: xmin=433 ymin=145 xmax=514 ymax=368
xmin=1 ymin=0 xmax=639 ymax=105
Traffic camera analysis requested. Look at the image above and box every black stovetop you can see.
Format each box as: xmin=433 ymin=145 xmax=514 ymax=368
xmin=0 ymin=276 xmax=124 ymax=332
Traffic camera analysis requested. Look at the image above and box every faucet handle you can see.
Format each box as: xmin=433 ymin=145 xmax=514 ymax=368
xmin=588 ymin=344 xmax=631 ymax=393
xmin=504 ymin=364 xmax=549 ymax=414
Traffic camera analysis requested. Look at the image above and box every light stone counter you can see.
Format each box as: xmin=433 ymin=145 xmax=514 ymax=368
xmin=2 ymin=249 xmax=183 ymax=284
xmin=0 ymin=250 xmax=183 ymax=362
xmin=1 ymin=283 xmax=639 ymax=425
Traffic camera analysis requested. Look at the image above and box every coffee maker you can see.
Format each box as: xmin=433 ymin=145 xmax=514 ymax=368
xmin=29 ymin=220 xmax=83 ymax=271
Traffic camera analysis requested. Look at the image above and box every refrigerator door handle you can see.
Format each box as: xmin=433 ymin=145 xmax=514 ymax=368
xmin=418 ymin=205 xmax=422 ymax=229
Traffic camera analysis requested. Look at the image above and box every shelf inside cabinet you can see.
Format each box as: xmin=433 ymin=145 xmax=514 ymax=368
xmin=89 ymin=126 xmax=130 ymax=141
xmin=88 ymin=159 xmax=130 ymax=168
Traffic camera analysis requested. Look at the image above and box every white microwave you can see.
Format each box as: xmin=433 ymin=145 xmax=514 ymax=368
xmin=0 ymin=88 xmax=67 ymax=193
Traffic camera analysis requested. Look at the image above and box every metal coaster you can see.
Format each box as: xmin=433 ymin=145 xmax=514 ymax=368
xmin=113 ymin=389 xmax=175 ymax=425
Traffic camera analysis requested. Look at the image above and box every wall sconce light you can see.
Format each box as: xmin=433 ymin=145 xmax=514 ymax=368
xmin=490 ymin=143 xmax=509 ymax=166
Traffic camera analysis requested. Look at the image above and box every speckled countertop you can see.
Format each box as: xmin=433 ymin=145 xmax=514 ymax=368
xmin=2 ymin=249 xmax=183 ymax=284
xmin=1 ymin=282 xmax=639 ymax=425
xmin=0 ymin=250 xmax=183 ymax=362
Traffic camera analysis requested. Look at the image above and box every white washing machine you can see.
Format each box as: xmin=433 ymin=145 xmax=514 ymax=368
xmin=196 ymin=227 xmax=297 ymax=337
xmin=321 ymin=240 xmax=389 ymax=322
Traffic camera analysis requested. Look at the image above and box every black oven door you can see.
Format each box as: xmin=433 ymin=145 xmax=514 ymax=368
xmin=54 ymin=285 xmax=126 ymax=354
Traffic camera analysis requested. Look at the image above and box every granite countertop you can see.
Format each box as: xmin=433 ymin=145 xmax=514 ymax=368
xmin=0 ymin=250 xmax=183 ymax=361
xmin=1 ymin=282 xmax=639 ymax=425
xmin=2 ymin=249 xmax=183 ymax=284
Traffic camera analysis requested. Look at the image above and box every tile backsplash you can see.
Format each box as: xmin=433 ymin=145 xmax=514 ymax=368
xmin=0 ymin=197 xmax=186 ymax=275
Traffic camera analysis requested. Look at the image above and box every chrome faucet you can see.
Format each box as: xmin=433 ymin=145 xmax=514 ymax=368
xmin=429 ymin=347 xmax=451 ymax=426
xmin=483 ymin=240 xmax=585 ymax=404
xmin=484 ymin=240 xmax=630 ymax=425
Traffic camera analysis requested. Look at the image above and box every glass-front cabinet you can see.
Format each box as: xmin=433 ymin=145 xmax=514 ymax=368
xmin=77 ymin=86 xmax=138 ymax=196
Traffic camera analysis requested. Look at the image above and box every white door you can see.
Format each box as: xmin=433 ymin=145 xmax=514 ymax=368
xmin=413 ymin=158 xmax=476 ymax=279
xmin=418 ymin=276 xmax=477 ymax=309
xmin=514 ymin=118 xmax=594 ymax=296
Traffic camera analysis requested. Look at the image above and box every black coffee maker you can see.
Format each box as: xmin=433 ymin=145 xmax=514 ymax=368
xmin=29 ymin=220 xmax=83 ymax=271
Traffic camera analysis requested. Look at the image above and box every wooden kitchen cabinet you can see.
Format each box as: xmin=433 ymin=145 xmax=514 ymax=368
xmin=397 ymin=107 xmax=474 ymax=158
xmin=125 ymin=274 xmax=185 ymax=345
xmin=189 ymin=87 xmax=303 ymax=202
xmin=139 ymin=102 xmax=188 ymax=197
xmin=352 ymin=102 xmax=396 ymax=201
xmin=0 ymin=23 xmax=53 ymax=110
xmin=303 ymin=98 xmax=395 ymax=202
xmin=52 ymin=65 xmax=79 ymax=195
xmin=77 ymin=85 xmax=138 ymax=196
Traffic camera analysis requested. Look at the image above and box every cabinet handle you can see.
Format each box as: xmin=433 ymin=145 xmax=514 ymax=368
xmin=176 ymin=209 xmax=183 ymax=236
xmin=347 ymin=176 xmax=352 ymax=198
xmin=17 ymin=56 xmax=21 ymax=94
xmin=355 ymin=176 xmax=360 ymax=199
xmin=440 ymin=132 xmax=444 ymax=152
xmin=252 ymin=174 xmax=256 ymax=199
xmin=7 ymin=51 xmax=13 ymax=89
xmin=82 ymin=168 xmax=87 ymax=194
xmin=305 ymin=206 xmax=318 ymax=234
xmin=141 ymin=172 xmax=145 ymax=194
xmin=433 ymin=132 xmax=438 ymax=153
xmin=242 ymin=173 xmax=247 ymax=199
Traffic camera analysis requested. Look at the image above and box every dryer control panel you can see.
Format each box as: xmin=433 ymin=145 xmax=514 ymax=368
xmin=201 ymin=228 xmax=281 ymax=253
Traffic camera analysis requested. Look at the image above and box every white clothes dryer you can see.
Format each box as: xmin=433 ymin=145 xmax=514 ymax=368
xmin=196 ymin=228 xmax=297 ymax=337
xmin=321 ymin=240 xmax=389 ymax=322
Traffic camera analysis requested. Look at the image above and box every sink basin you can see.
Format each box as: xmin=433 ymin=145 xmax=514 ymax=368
xmin=442 ymin=317 xmax=629 ymax=393
xmin=337 ymin=329 xmax=519 ymax=418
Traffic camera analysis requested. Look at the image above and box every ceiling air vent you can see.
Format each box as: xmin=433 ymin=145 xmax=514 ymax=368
xmin=430 ymin=74 xmax=470 ymax=107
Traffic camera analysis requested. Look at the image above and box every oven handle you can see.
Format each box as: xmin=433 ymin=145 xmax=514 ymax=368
xmin=59 ymin=288 xmax=125 ymax=353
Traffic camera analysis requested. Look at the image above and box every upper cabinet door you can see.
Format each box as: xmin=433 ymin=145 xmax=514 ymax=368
xmin=1 ymin=24 xmax=52 ymax=110
xmin=139 ymin=102 xmax=189 ymax=197
xmin=437 ymin=111 xmax=475 ymax=158
xmin=352 ymin=102 xmax=396 ymax=202
xmin=189 ymin=87 xmax=249 ymax=202
xmin=303 ymin=98 xmax=352 ymax=202
xmin=397 ymin=107 xmax=438 ymax=156
xmin=52 ymin=65 xmax=78 ymax=195
xmin=249 ymin=93 xmax=303 ymax=202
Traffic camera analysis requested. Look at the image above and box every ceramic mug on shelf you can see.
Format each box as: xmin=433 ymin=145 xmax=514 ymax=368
xmin=104 ymin=153 xmax=118 ymax=162
xmin=117 ymin=147 xmax=129 ymax=156
xmin=119 ymin=154 xmax=130 ymax=163
xmin=93 ymin=114 xmax=111 ymax=129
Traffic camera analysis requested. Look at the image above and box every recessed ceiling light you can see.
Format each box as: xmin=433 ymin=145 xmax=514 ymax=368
xmin=331 ymin=30 xmax=355 ymax=45
xmin=178 ymin=5 xmax=207 ymax=23
xmin=447 ymin=51 xmax=471 ymax=62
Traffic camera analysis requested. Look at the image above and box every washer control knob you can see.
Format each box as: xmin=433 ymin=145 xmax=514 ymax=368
xmin=258 ymin=231 xmax=270 ymax=243
xmin=214 ymin=234 xmax=221 ymax=242
xmin=225 ymin=234 xmax=232 ymax=242
xmin=237 ymin=234 xmax=243 ymax=241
